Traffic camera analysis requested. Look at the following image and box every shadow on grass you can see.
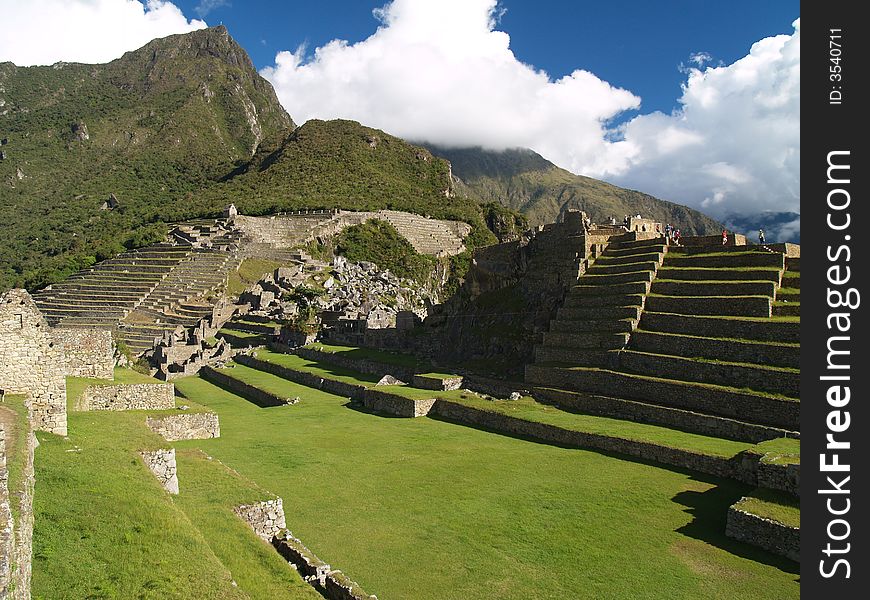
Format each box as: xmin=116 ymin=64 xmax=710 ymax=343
xmin=672 ymin=483 xmax=800 ymax=574
xmin=200 ymin=369 xmax=290 ymax=408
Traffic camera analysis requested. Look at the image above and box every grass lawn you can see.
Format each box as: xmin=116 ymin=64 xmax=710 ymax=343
xmin=1 ymin=394 xmax=30 ymax=520
xmin=167 ymin=375 xmax=799 ymax=600
xmin=32 ymin=409 xmax=318 ymax=600
xmin=734 ymin=489 xmax=800 ymax=528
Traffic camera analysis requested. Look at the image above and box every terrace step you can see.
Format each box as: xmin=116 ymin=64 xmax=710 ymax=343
xmin=524 ymin=364 xmax=798 ymax=430
xmin=561 ymin=294 xmax=645 ymax=309
xmin=664 ymin=253 xmax=784 ymax=269
xmin=547 ymin=319 xmax=637 ymax=334
xmin=773 ymin=302 xmax=801 ymax=317
xmin=580 ymin=271 xmax=654 ymax=286
xmin=655 ymin=267 xmax=782 ymax=282
xmin=557 ymin=305 xmax=643 ymax=321
xmin=592 ymin=252 xmax=664 ymax=267
xmin=569 ymin=282 xmax=650 ymax=297
xmin=617 ymin=350 xmax=799 ymax=398
xmin=531 ymin=387 xmax=796 ymax=443
xmin=542 ymin=331 xmax=632 ymax=350
xmin=645 ymin=295 xmax=771 ymax=317
xmin=640 ymin=312 xmax=799 ymax=343
xmin=586 ymin=261 xmax=659 ymax=275
xmin=629 ymin=330 xmax=799 ymax=369
xmin=651 ymin=280 xmax=777 ymax=297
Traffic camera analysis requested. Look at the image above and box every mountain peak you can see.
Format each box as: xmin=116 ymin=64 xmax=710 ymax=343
xmin=115 ymin=25 xmax=254 ymax=72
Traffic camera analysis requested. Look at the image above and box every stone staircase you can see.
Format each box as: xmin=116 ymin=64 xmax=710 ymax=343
xmin=32 ymin=245 xmax=192 ymax=328
xmin=526 ymin=242 xmax=799 ymax=443
xmin=533 ymin=237 xmax=665 ymax=366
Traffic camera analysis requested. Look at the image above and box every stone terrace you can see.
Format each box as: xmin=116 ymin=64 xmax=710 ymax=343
xmin=31 ymin=209 xmax=473 ymax=356
xmin=526 ymin=239 xmax=800 ymax=443
xmin=117 ymin=250 xmax=242 ymax=354
xmin=377 ymin=210 xmax=470 ymax=257
xmin=31 ymin=245 xmax=193 ymax=328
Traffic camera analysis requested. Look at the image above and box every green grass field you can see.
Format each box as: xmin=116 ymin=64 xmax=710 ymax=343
xmin=161 ymin=375 xmax=799 ymax=599
xmin=31 ymin=360 xmax=800 ymax=599
xmin=32 ymin=409 xmax=318 ymax=600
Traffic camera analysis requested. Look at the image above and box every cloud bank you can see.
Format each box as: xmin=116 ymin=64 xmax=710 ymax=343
xmin=612 ymin=20 xmax=800 ymax=223
xmin=262 ymin=0 xmax=799 ymax=223
xmin=0 ymin=0 xmax=206 ymax=66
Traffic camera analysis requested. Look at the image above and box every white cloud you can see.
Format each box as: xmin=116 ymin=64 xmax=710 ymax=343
xmin=610 ymin=19 xmax=800 ymax=221
xmin=261 ymin=0 xmax=641 ymax=174
xmin=0 ymin=0 xmax=206 ymax=66
xmin=262 ymin=2 xmax=799 ymax=223
xmin=195 ymin=0 xmax=230 ymax=18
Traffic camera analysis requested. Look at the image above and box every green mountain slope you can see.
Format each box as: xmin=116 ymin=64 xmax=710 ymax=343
xmin=197 ymin=119 xmax=484 ymax=225
xmin=428 ymin=146 xmax=723 ymax=233
xmin=0 ymin=25 xmax=293 ymax=289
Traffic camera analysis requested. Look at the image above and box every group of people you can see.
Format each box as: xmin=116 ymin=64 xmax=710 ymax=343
xmin=663 ymin=223 xmax=682 ymax=246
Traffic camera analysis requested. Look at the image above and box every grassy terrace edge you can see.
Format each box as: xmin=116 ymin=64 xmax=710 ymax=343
xmin=225 ymin=350 xmax=796 ymax=461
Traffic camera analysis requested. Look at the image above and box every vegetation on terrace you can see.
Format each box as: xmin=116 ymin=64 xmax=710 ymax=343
xmin=32 ymin=409 xmax=318 ymax=599
xmin=169 ymin=375 xmax=798 ymax=599
xmin=733 ymin=489 xmax=800 ymax=529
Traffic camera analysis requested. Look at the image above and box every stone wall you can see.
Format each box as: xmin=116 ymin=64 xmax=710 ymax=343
xmin=140 ymin=449 xmax=179 ymax=494
xmin=200 ymin=366 xmax=292 ymax=408
xmin=618 ymin=351 xmax=798 ymax=398
xmin=235 ymin=499 xmax=286 ymax=542
xmin=0 ymin=290 xmax=67 ymax=436
xmin=640 ymin=312 xmax=800 ymax=343
xmin=524 ymin=365 xmax=799 ymax=430
xmin=532 ymin=387 xmax=791 ymax=444
xmin=51 ymin=327 xmax=115 ymax=379
xmin=412 ymin=374 xmax=463 ymax=391
xmin=360 ymin=388 xmax=435 ymax=417
xmin=725 ymin=505 xmax=799 ymax=561
xmin=430 ymin=399 xmax=744 ymax=481
xmin=644 ymin=295 xmax=771 ymax=317
xmin=0 ymin=417 xmax=35 ymax=600
xmin=296 ymin=347 xmax=414 ymax=382
xmin=271 ymin=529 xmax=378 ymax=600
xmin=145 ymin=413 xmax=220 ymax=441
xmin=76 ymin=383 xmax=175 ymax=411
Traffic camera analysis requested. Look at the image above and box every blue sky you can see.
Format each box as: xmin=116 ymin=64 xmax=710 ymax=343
xmin=174 ymin=0 xmax=798 ymax=118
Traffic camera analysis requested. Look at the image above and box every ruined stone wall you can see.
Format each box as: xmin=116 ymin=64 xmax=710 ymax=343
xmin=236 ymin=498 xmax=378 ymax=600
xmin=141 ymin=449 xmax=179 ymax=494
xmin=725 ymin=506 xmax=799 ymax=561
xmin=0 ymin=290 xmax=67 ymax=436
xmin=145 ymin=413 xmax=220 ymax=441
xmin=51 ymin=327 xmax=115 ymax=379
xmin=76 ymin=383 xmax=175 ymax=411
